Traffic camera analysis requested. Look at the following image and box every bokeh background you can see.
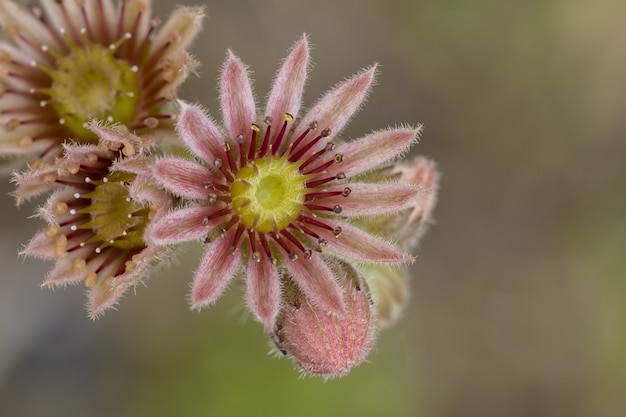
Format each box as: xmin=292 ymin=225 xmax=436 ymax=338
xmin=1 ymin=0 xmax=625 ymax=416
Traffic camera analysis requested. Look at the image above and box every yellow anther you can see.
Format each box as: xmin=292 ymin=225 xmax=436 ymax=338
xmin=0 ymin=49 xmax=11 ymax=62
xmin=45 ymin=225 xmax=61 ymax=237
xmin=6 ymin=118 xmax=20 ymax=131
xmin=72 ymin=258 xmax=87 ymax=272
xmin=43 ymin=174 xmax=56 ymax=184
xmin=84 ymin=272 xmax=98 ymax=288
xmin=28 ymin=157 xmax=43 ymax=170
xmin=7 ymin=26 xmax=20 ymax=37
xmin=124 ymin=260 xmax=137 ymax=273
xmin=67 ymin=162 xmax=81 ymax=175
xmin=54 ymin=202 xmax=69 ymax=215
xmin=55 ymin=234 xmax=68 ymax=258
xmin=283 ymin=113 xmax=294 ymax=122
xmin=18 ymin=136 xmax=33 ymax=149
xmin=122 ymin=142 xmax=135 ymax=156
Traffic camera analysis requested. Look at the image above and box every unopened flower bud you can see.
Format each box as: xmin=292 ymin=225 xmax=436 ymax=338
xmin=391 ymin=156 xmax=439 ymax=250
xmin=273 ymin=258 xmax=377 ymax=379
xmin=353 ymin=157 xmax=439 ymax=327
xmin=361 ymin=264 xmax=410 ymax=328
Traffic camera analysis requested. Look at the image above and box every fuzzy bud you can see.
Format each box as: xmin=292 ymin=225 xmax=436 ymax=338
xmin=388 ymin=156 xmax=440 ymax=251
xmin=361 ymin=264 xmax=410 ymax=328
xmin=273 ymin=258 xmax=377 ymax=379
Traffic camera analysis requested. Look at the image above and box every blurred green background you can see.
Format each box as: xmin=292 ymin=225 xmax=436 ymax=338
xmin=1 ymin=0 xmax=625 ymax=416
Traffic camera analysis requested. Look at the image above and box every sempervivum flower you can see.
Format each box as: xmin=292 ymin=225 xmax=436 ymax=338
xmin=17 ymin=123 xmax=173 ymax=318
xmin=0 ymin=0 xmax=204 ymax=168
xmin=149 ymin=35 xmax=421 ymax=328
xmin=272 ymin=258 xmax=376 ymax=379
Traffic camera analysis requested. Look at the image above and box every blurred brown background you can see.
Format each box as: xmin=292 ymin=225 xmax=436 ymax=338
xmin=1 ymin=0 xmax=625 ymax=416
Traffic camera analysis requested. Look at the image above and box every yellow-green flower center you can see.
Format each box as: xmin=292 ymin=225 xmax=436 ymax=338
xmin=230 ymin=157 xmax=307 ymax=233
xmin=87 ymin=173 xmax=146 ymax=250
xmin=47 ymin=44 xmax=139 ymax=138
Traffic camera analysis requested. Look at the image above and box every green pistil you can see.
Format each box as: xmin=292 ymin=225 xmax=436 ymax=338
xmin=45 ymin=43 xmax=139 ymax=139
xmin=85 ymin=173 xmax=146 ymax=250
xmin=231 ymin=157 xmax=307 ymax=233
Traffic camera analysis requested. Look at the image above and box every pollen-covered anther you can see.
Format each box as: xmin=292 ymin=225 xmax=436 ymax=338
xmin=43 ymin=174 xmax=56 ymax=185
xmin=67 ymin=162 xmax=81 ymax=175
xmin=6 ymin=118 xmax=20 ymax=131
xmin=333 ymin=226 xmax=342 ymax=238
xmin=252 ymin=251 xmax=262 ymax=262
xmin=207 ymin=193 xmax=217 ymax=204
xmin=54 ymin=202 xmax=69 ymax=215
xmin=72 ymin=258 xmax=87 ymax=273
xmin=122 ymin=142 xmax=136 ymax=156
xmin=124 ymin=259 xmax=137 ymax=273
xmin=45 ymin=225 xmax=61 ymax=237
xmin=342 ymin=187 xmax=352 ymax=197
xmin=19 ymin=136 xmax=33 ymax=149
xmin=84 ymin=272 xmax=98 ymax=288
xmin=334 ymin=154 xmax=344 ymax=163
xmin=321 ymin=128 xmax=332 ymax=138
xmin=55 ymin=234 xmax=68 ymax=257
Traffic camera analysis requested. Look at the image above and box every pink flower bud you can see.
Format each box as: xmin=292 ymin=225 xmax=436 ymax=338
xmin=273 ymin=258 xmax=377 ymax=379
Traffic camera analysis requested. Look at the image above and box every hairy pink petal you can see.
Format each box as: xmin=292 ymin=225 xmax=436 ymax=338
xmin=42 ymin=258 xmax=89 ymax=287
xmin=150 ymin=6 xmax=205 ymax=61
xmin=282 ymin=253 xmax=345 ymax=315
xmin=293 ymin=66 xmax=376 ymax=144
xmin=320 ymin=220 xmax=414 ymax=263
xmin=13 ymin=165 xmax=59 ymax=205
xmin=154 ymin=157 xmax=218 ymax=200
xmin=21 ymin=230 xmax=57 ymax=260
xmin=191 ymin=235 xmax=241 ymax=309
xmin=323 ymin=182 xmax=422 ymax=217
xmin=89 ymin=122 xmax=152 ymax=150
xmin=88 ymin=278 xmax=127 ymax=320
xmin=326 ymin=127 xmax=420 ymax=178
xmin=176 ymin=102 xmax=226 ymax=163
xmin=247 ymin=250 xmax=281 ymax=328
xmin=148 ymin=206 xmax=213 ymax=245
xmin=220 ymin=51 xmax=256 ymax=140
xmin=127 ymin=176 xmax=173 ymax=210
xmin=112 ymin=156 xmax=153 ymax=177
xmin=265 ymin=35 xmax=310 ymax=133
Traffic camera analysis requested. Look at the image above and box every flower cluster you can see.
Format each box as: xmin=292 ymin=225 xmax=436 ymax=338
xmin=1 ymin=1 xmax=439 ymax=379
xmin=0 ymin=0 xmax=203 ymax=169
xmin=2 ymin=0 xmax=203 ymax=315
xmin=17 ymin=123 xmax=173 ymax=318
